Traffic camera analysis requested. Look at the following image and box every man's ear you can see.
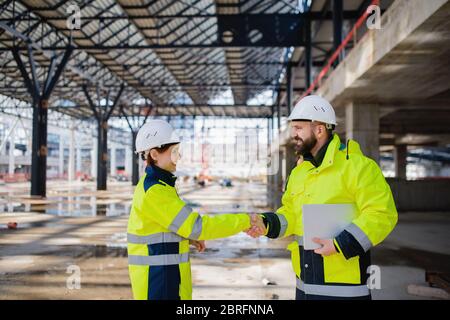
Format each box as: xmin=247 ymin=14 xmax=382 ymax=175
xmin=316 ymin=124 xmax=326 ymax=138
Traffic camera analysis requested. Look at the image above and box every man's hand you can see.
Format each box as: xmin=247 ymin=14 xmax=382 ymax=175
xmin=312 ymin=238 xmax=337 ymax=256
xmin=189 ymin=240 xmax=206 ymax=252
xmin=245 ymin=213 xmax=267 ymax=238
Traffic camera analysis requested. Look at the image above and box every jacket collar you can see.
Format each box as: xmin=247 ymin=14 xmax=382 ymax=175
xmin=321 ymin=133 xmax=341 ymax=169
xmin=303 ymin=135 xmax=334 ymax=168
xmin=145 ymin=165 xmax=177 ymax=187
xmin=304 ymin=134 xmax=341 ymax=171
xmin=303 ymin=134 xmax=365 ymax=172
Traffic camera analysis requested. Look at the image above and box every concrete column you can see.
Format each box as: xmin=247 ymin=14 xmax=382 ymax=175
xmin=394 ymin=144 xmax=407 ymax=180
xmin=276 ymin=149 xmax=284 ymax=209
xmin=110 ymin=144 xmax=117 ymax=176
xmin=271 ymin=149 xmax=284 ymax=210
xmin=125 ymin=146 xmax=132 ymax=178
xmin=8 ymin=131 xmax=15 ymax=175
xmin=281 ymin=149 xmax=287 ymax=190
xmin=333 ymin=0 xmax=344 ymax=63
xmin=345 ymin=102 xmax=380 ymax=163
xmin=59 ymin=135 xmax=64 ymax=177
xmin=285 ymin=143 xmax=297 ymax=176
xmin=139 ymin=156 xmax=145 ymax=177
xmin=76 ymin=146 xmax=82 ymax=174
xmin=91 ymin=140 xmax=97 ymax=178
xmin=0 ymin=132 xmax=6 ymax=156
xmin=68 ymin=127 xmax=75 ymax=181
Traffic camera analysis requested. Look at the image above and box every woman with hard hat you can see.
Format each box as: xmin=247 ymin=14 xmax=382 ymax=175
xmin=127 ymin=119 xmax=264 ymax=300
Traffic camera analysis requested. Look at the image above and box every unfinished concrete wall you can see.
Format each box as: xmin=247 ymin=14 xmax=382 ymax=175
xmin=387 ymin=179 xmax=450 ymax=211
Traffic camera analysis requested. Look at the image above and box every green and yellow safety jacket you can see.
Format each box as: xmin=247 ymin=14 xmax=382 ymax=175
xmin=263 ymin=134 xmax=398 ymax=300
xmin=127 ymin=165 xmax=250 ymax=300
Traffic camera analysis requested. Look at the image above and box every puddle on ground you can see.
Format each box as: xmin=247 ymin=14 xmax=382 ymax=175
xmin=191 ymin=247 xmax=289 ymax=260
xmin=0 ymin=244 xmax=128 ymax=259
xmin=0 ymin=221 xmax=62 ymax=229
xmin=0 ymin=197 xmax=131 ymax=217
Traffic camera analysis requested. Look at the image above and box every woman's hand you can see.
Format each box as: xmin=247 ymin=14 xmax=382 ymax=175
xmin=189 ymin=240 xmax=206 ymax=252
xmin=245 ymin=213 xmax=267 ymax=238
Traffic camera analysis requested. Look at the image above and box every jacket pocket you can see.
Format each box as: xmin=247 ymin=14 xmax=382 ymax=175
xmin=323 ymin=252 xmax=361 ymax=284
xmin=287 ymin=241 xmax=300 ymax=277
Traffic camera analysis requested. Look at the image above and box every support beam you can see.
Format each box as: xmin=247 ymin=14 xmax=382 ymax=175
xmin=68 ymin=126 xmax=75 ymax=181
xmin=58 ymin=135 xmax=64 ymax=178
xmin=76 ymin=146 xmax=82 ymax=175
xmin=120 ymin=104 xmax=152 ymax=186
xmin=91 ymin=139 xmax=97 ymax=178
xmin=97 ymin=119 xmax=108 ymax=190
xmin=110 ymin=144 xmax=117 ymax=177
xmin=83 ymin=83 xmax=124 ymax=190
xmin=277 ymin=100 xmax=281 ymax=133
xmin=333 ymin=0 xmax=344 ymax=64
xmin=131 ymin=131 xmax=139 ymax=185
xmin=125 ymin=144 xmax=132 ymax=180
xmin=8 ymin=131 xmax=14 ymax=175
xmin=11 ymin=45 xmax=73 ymax=197
xmin=345 ymin=102 xmax=380 ymax=163
xmin=285 ymin=143 xmax=298 ymax=175
xmin=286 ymin=64 xmax=293 ymax=115
xmin=394 ymin=144 xmax=408 ymax=180
xmin=304 ymin=17 xmax=312 ymax=88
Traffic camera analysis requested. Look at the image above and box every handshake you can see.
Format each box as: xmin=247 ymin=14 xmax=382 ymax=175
xmin=245 ymin=213 xmax=267 ymax=238
xmin=189 ymin=213 xmax=268 ymax=254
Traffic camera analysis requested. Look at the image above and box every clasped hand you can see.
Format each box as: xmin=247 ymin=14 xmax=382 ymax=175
xmin=245 ymin=213 xmax=267 ymax=238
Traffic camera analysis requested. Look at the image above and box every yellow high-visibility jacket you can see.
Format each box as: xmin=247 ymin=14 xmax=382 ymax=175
xmin=262 ymin=134 xmax=398 ymax=300
xmin=127 ymin=165 xmax=250 ymax=300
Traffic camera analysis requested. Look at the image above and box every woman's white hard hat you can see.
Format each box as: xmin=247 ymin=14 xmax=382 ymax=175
xmin=135 ymin=119 xmax=180 ymax=153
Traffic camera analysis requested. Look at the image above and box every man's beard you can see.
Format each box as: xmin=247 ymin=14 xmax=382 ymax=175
xmin=294 ymin=134 xmax=317 ymax=156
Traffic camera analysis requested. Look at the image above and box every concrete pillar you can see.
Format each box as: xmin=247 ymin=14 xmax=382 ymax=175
xmin=304 ymin=17 xmax=312 ymax=88
xmin=125 ymin=146 xmax=132 ymax=178
xmin=8 ymin=131 xmax=15 ymax=175
xmin=110 ymin=144 xmax=117 ymax=176
xmin=76 ymin=146 xmax=82 ymax=174
xmin=59 ymin=135 xmax=64 ymax=178
xmin=97 ymin=120 xmax=109 ymax=190
xmin=285 ymin=143 xmax=297 ymax=177
xmin=131 ymin=131 xmax=139 ymax=185
xmin=0 ymin=133 xmax=6 ymax=156
xmin=271 ymin=149 xmax=284 ymax=210
xmin=345 ymin=102 xmax=380 ymax=163
xmin=139 ymin=156 xmax=145 ymax=177
xmin=68 ymin=127 xmax=75 ymax=181
xmin=394 ymin=144 xmax=407 ymax=180
xmin=333 ymin=0 xmax=344 ymax=63
xmin=286 ymin=65 xmax=293 ymax=115
xmin=91 ymin=140 xmax=97 ymax=178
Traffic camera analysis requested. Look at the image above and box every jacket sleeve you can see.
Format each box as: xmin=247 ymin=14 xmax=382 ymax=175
xmin=262 ymin=177 xmax=297 ymax=239
xmin=335 ymin=158 xmax=398 ymax=260
xmin=143 ymin=185 xmax=250 ymax=240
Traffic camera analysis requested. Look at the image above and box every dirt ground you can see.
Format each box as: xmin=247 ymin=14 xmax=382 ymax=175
xmin=0 ymin=180 xmax=448 ymax=300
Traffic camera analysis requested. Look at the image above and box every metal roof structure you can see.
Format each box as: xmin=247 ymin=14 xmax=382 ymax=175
xmin=0 ymin=0 xmax=396 ymax=197
xmin=0 ymin=0 xmax=387 ymax=119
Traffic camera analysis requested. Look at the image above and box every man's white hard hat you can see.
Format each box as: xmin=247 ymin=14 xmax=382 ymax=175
xmin=288 ymin=95 xmax=337 ymax=127
xmin=135 ymin=119 xmax=180 ymax=153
